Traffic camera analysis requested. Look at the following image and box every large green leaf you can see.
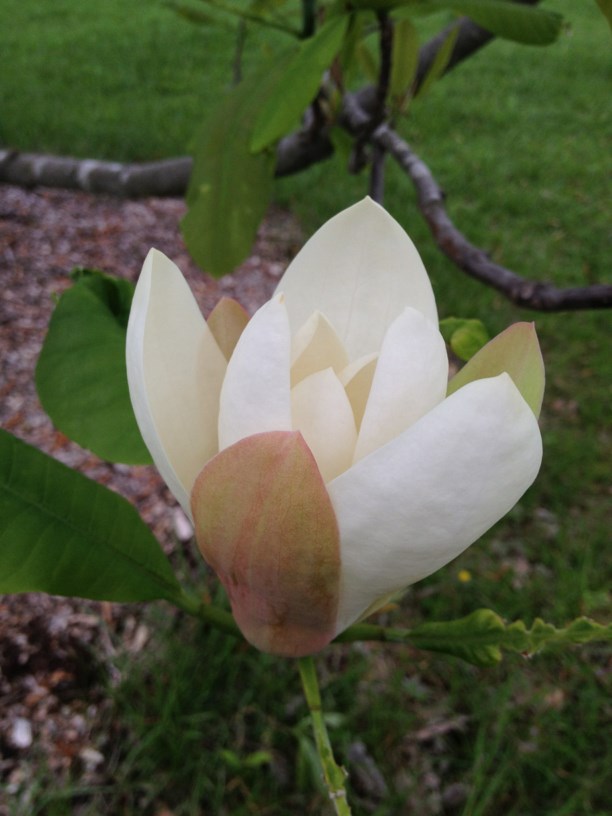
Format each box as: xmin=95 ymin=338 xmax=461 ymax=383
xmin=353 ymin=0 xmax=563 ymax=44
xmin=0 ymin=429 xmax=182 ymax=603
xmin=250 ymin=15 xmax=348 ymax=153
xmin=430 ymin=0 xmax=564 ymax=45
xmin=181 ymin=63 xmax=281 ymax=277
xmin=389 ymin=17 xmax=419 ymax=106
xmin=413 ymin=21 xmax=459 ymax=98
xmin=36 ymin=269 xmax=151 ymax=465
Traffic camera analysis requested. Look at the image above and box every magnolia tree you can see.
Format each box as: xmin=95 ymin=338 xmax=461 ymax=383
xmin=1 ymin=1 xmax=611 ymax=813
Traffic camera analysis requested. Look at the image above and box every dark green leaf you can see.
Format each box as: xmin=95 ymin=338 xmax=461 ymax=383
xmin=165 ymin=1 xmax=223 ymax=28
xmin=250 ymin=15 xmax=348 ymax=152
xmin=357 ymin=0 xmax=564 ymax=42
xmin=181 ymin=63 xmax=281 ymax=276
xmin=36 ymin=269 xmax=151 ymax=465
xmin=0 ymin=429 xmax=182 ymax=603
xmin=337 ymin=11 xmax=368 ymax=88
xmin=355 ymin=38 xmax=379 ymax=83
xmin=430 ymin=0 xmax=564 ymax=45
xmin=390 ymin=18 xmax=419 ymax=105
xmin=414 ymin=21 xmax=458 ymax=98
xmin=328 ymin=126 xmax=355 ymax=167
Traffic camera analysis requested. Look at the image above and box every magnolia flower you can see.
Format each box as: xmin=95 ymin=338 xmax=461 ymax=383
xmin=126 ymin=198 xmax=544 ymax=657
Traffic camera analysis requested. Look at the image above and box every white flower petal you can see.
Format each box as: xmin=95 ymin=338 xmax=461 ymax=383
xmin=353 ymin=308 xmax=448 ymax=462
xmin=126 ymin=249 xmax=227 ymax=518
xmin=275 ymin=197 xmax=438 ymax=359
xmin=340 ymin=354 xmax=378 ymax=430
xmin=218 ymin=296 xmax=292 ymax=449
xmin=291 ymin=311 xmax=349 ymax=386
xmin=291 ymin=368 xmax=357 ymax=482
xmin=328 ymin=374 xmax=543 ymax=633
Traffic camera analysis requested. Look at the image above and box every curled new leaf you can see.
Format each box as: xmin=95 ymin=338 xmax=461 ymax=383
xmin=338 ymin=610 xmax=612 ymax=667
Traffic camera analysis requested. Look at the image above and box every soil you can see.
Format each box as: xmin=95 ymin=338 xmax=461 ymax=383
xmin=0 ymin=183 xmax=304 ymax=811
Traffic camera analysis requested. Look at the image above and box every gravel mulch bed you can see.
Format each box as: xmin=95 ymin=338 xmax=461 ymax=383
xmin=0 ymin=183 xmax=304 ymax=810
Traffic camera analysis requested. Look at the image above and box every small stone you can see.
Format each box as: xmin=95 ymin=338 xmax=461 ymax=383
xmin=173 ymin=507 xmax=193 ymax=542
xmin=128 ymin=623 xmax=150 ymax=653
xmin=79 ymin=746 xmax=104 ymax=770
xmin=10 ymin=717 xmax=33 ymax=749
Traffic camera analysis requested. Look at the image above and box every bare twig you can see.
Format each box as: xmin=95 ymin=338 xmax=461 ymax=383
xmin=0 ymin=151 xmax=193 ymax=197
xmin=367 ymin=13 xmax=393 ymax=202
xmin=371 ymin=123 xmax=612 ymax=311
xmin=0 ymin=119 xmax=335 ymax=194
xmin=368 ymin=145 xmax=386 ymax=203
xmin=338 ymin=93 xmax=612 ymax=311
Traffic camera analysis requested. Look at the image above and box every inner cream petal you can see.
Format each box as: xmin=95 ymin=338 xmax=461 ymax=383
xmin=354 ymin=307 xmax=448 ymax=463
xmin=129 ymin=250 xmax=227 ymax=518
xmin=218 ymin=296 xmax=292 ymax=451
xmin=291 ymin=368 xmax=357 ymax=483
xmin=339 ymin=354 xmax=378 ymax=431
xmin=290 ymin=311 xmax=349 ymax=387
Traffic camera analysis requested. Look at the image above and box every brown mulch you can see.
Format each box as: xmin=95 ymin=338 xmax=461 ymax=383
xmin=0 ymin=183 xmax=304 ymax=810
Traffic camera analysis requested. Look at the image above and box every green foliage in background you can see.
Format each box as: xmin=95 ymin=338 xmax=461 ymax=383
xmin=178 ymin=0 xmax=566 ymax=275
xmin=36 ymin=269 xmax=151 ymax=464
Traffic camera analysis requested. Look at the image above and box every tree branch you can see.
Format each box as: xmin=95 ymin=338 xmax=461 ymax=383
xmin=369 ymin=146 xmax=386 ymax=204
xmin=367 ymin=12 xmax=393 ymax=203
xmin=0 ymin=119 xmax=335 ymax=195
xmin=0 ymin=10 xmax=517 ymax=196
xmin=369 ymin=122 xmax=612 ymax=311
xmin=2 ymin=1 xmax=608 ymax=310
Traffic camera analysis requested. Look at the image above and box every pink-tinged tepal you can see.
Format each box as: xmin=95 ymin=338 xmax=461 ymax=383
xmin=191 ymin=431 xmax=340 ymax=657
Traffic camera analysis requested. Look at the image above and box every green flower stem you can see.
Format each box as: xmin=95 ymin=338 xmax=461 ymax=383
xmin=298 ymin=656 xmax=352 ymax=815
xmin=334 ymin=622 xmax=409 ymax=643
xmin=173 ymin=591 xmax=242 ymax=638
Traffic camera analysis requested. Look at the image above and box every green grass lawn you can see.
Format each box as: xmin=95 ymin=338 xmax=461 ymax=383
xmin=2 ymin=1 xmax=610 ymax=814
xmin=0 ymin=0 xmax=283 ymax=160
